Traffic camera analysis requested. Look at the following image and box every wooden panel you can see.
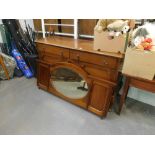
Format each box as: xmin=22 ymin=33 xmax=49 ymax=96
xmin=42 ymin=55 xmax=61 ymax=64
xmin=36 ymin=44 xmax=70 ymax=59
xmin=35 ymin=36 xmax=124 ymax=59
xmin=84 ymin=64 xmax=117 ymax=82
xmin=44 ymin=19 xmax=59 ymax=32
xmin=33 ymin=19 xmax=42 ymax=31
xmin=90 ymin=83 xmax=108 ymax=110
xmin=70 ymin=49 xmax=118 ymax=69
xmin=130 ymin=78 xmax=155 ymax=93
xmin=79 ymin=19 xmax=97 ymax=36
xmin=61 ymin=26 xmax=74 ymax=34
xmin=37 ymin=62 xmax=50 ymax=90
xmin=61 ymin=19 xmax=74 ymax=24
xmin=88 ymin=81 xmax=112 ymax=116
xmin=61 ymin=19 xmax=74 ymax=33
xmin=45 ymin=25 xmax=59 ymax=32
xmin=44 ymin=19 xmax=58 ymax=24
xmin=70 ymin=60 xmax=117 ymax=82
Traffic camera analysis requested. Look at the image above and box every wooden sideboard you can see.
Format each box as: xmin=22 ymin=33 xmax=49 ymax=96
xmin=35 ymin=36 xmax=123 ymax=118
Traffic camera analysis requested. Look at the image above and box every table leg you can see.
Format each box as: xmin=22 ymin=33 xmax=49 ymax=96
xmin=118 ymin=77 xmax=130 ymax=114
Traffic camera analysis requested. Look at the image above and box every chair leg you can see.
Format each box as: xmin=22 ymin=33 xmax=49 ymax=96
xmin=118 ymin=77 xmax=130 ymax=114
xmin=0 ymin=56 xmax=10 ymax=80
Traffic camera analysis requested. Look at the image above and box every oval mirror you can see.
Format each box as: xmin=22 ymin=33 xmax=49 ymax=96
xmin=50 ymin=67 xmax=89 ymax=99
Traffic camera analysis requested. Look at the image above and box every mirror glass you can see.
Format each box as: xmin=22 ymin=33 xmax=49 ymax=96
xmin=51 ymin=67 xmax=88 ymax=99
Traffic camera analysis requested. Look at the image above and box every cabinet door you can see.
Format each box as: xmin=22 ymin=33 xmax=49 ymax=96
xmin=37 ymin=62 xmax=50 ymax=90
xmin=88 ymin=81 xmax=113 ymax=117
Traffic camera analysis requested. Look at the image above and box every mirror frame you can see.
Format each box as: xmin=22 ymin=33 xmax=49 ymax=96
xmin=49 ymin=62 xmax=92 ymax=102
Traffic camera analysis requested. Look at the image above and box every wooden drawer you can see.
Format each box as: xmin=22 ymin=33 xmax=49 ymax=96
xmin=72 ymin=61 xmax=117 ymax=82
xmin=42 ymin=55 xmax=61 ymax=64
xmin=36 ymin=43 xmax=69 ymax=59
xmin=84 ymin=65 xmax=117 ymax=82
xmin=70 ymin=49 xmax=118 ymax=69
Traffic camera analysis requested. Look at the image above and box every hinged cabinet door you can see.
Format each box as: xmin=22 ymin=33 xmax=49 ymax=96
xmin=37 ymin=62 xmax=50 ymax=90
xmin=88 ymin=81 xmax=113 ymax=117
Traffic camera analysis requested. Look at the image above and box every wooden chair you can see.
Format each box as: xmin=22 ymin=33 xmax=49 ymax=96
xmin=0 ymin=54 xmax=10 ymax=80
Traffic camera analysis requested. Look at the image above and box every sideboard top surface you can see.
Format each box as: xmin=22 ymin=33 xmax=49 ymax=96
xmin=35 ymin=36 xmax=124 ymax=59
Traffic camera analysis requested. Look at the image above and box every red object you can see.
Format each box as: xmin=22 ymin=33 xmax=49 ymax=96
xmin=141 ymin=38 xmax=153 ymax=50
xmin=144 ymin=45 xmax=152 ymax=50
xmin=144 ymin=38 xmax=152 ymax=43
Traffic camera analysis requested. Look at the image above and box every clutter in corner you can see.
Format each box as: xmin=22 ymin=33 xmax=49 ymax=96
xmin=94 ymin=19 xmax=131 ymax=37
xmin=0 ymin=19 xmax=38 ymax=80
xmin=130 ymin=23 xmax=155 ymax=51
xmin=0 ymin=52 xmax=16 ymax=80
xmin=94 ymin=19 xmax=135 ymax=53
xmin=122 ymin=21 xmax=155 ymax=80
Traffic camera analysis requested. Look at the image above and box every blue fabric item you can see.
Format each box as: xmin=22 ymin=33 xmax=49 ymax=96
xmin=11 ymin=48 xmax=33 ymax=78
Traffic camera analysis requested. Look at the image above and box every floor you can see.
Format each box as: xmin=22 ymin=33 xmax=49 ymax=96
xmin=0 ymin=77 xmax=155 ymax=135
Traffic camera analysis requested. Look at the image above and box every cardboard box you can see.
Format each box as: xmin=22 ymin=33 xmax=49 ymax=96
xmin=94 ymin=31 xmax=127 ymax=53
xmin=122 ymin=48 xmax=155 ymax=80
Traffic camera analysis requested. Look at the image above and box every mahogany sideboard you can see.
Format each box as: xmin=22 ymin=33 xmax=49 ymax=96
xmin=35 ymin=36 xmax=123 ymax=118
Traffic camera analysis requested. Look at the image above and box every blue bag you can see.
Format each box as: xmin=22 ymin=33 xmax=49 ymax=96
xmin=11 ymin=48 xmax=33 ymax=78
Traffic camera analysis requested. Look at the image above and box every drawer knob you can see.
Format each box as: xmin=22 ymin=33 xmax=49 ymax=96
xmin=80 ymin=64 xmax=85 ymax=68
xmin=104 ymin=61 xmax=108 ymax=65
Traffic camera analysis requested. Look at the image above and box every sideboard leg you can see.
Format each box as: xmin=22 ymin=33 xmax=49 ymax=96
xmin=100 ymin=116 xmax=105 ymax=119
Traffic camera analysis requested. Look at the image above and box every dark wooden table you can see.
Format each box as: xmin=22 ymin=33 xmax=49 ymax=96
xmin=118 ymin=75 xmax=155 ymax=114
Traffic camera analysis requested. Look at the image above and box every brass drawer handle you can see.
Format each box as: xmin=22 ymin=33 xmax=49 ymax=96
xmin=102 ymin=58 xmax=108 ymax=65
xmin=80 ymin=64 xmax=85 ymax=68
xmin=104 ymin=61 xmax=108 ymax=65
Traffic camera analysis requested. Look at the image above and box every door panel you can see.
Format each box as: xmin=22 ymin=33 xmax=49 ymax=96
xmin=37 ymin=62 xmax=50 ymax=90
xmin=88 ymin=81 xmax=112 ymax=116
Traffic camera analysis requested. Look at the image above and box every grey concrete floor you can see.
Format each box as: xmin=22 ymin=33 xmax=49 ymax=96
xmin=0 ymin=77 xmax=155 ymax=135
